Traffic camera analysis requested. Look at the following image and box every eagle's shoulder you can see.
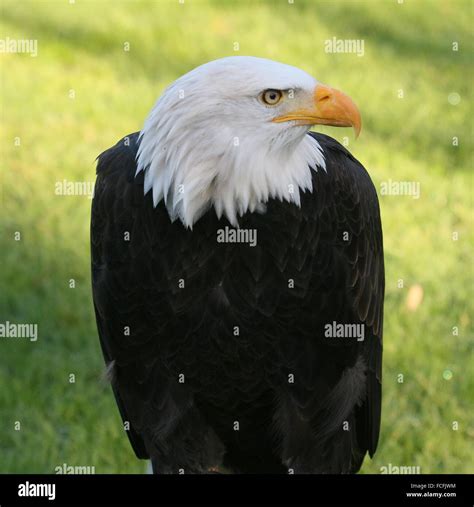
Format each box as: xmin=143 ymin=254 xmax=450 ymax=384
xmin=96 ymin=132 xmax=141 ymax=177
xmin=309 ymin=131 xmax=359 ymax=163
xmin=309 ymin=132 xmax=377 ymax=192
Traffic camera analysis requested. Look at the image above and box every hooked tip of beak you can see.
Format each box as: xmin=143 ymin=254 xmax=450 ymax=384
xmin=314 ymin=84 xmax=362 ymax=139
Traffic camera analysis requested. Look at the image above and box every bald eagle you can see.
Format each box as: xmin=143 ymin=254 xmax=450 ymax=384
xmin=91 ymin=56 xmax=384 ymax=474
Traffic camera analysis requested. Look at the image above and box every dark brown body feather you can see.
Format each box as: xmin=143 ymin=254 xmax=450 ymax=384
xmin=91 ymin=131 xmax=384 ymax=473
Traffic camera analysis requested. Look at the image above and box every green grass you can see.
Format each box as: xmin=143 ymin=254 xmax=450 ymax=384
xmin=1 ymin=0 xmax=473 ymax=474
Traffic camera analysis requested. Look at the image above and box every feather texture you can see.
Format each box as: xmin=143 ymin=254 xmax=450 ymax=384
xmin=91 ymin=131 xmax=384 ymax=473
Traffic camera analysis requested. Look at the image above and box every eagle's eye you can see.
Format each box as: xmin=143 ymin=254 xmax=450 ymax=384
xmin=261 ymin=89 xmax=283 ymax=106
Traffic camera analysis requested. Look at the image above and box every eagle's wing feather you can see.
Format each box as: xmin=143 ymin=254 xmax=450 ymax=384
xmin=312 ymin=133 xmax=383 ymax=458
xmin=267 ymin=133 xmax=383 ymax=471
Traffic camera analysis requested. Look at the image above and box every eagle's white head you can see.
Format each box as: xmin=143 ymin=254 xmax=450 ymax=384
xmin=137 ymin=56 xmax=360 ymax=227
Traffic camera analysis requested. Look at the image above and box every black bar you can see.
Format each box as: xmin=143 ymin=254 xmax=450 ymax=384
xmin=0 ymin=474 xmax=472 ymax=506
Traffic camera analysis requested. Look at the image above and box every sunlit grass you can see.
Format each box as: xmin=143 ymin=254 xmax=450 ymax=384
xmin=1 ymin=0 xmax=472 ymax=473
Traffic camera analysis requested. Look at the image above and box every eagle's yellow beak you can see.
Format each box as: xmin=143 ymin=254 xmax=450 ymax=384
xmin=272 ymin=84 xmax=361 ymax=138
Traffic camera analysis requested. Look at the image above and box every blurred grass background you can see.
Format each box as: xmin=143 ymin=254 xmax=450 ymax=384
xmin=1 ymin=0 xmax=473 ymax=473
